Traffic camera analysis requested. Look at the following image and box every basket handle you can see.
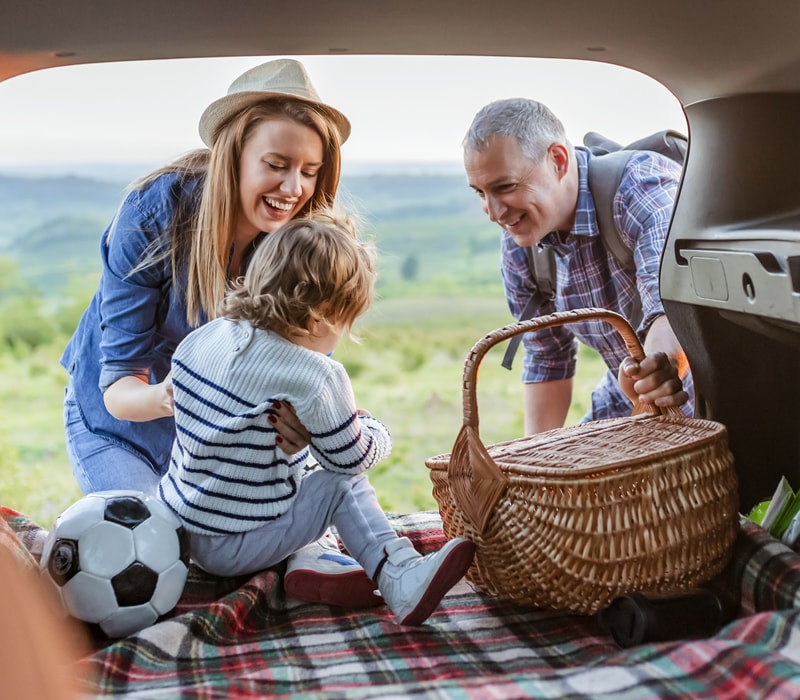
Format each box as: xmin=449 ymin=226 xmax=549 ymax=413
xmin=448 ymin=307 xmax=685 ymax=533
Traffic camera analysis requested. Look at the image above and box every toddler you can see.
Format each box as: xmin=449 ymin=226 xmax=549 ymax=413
xmin=158 ymin=209 xmax=474 ymax=625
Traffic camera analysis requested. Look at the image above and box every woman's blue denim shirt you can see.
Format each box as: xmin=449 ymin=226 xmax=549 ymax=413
xmin=61 ymin=171 xmax=203 ymax=473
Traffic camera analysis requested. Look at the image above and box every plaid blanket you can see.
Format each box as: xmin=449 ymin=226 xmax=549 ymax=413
xmin=4 ymin=506 xmax=800 ymax=699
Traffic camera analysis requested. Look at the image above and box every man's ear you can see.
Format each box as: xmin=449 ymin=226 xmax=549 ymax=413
xmin=548 ymin=143 xmax=570 ymax=179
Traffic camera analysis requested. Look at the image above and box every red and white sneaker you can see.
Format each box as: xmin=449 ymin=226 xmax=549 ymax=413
xmin=284 ymin=530 xmax=383 ymax=608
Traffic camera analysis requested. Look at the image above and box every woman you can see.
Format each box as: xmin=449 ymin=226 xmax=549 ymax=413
xmin=62 ymin=58 xmax=375 ymax=607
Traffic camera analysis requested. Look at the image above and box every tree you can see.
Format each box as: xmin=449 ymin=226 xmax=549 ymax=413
xmin=400 ymin=253 xmax=419 ymax=282
xmin=0 ymin=257 xmax=58 ymax=350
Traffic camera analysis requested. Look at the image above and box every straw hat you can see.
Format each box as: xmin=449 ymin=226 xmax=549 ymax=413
xmin=198 ymin=58 xmax=351 ymax=147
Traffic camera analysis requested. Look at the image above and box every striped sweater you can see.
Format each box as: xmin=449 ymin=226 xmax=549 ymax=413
xmin=158 ymin=317 xmax=392 ymax=535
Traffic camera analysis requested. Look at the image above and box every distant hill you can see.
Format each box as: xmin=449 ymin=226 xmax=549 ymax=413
xmin=10 ymin=215 xmax=108 ymax=293
xmin=0 ymin=173 xmax=126 ymax=206
xmin=0 ymin=159 xmax=465 ymax=181
xmin=343 ymin=172 xmax=476 ymax=219
xmin=0 ymin=169 xmax=501 ymax=299
xmin=0 ymin=173 xmax=125 ymax=247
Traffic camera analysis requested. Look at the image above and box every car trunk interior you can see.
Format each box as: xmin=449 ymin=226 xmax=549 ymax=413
xmin=662 ymin=92 xmax=800 ymax=510
xmin=2 ymin=0 xmax=800 ymax=510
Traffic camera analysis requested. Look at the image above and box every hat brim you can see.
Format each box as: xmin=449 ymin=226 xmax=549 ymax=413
xmin=198 ymin=91 xmax=351 ymax=148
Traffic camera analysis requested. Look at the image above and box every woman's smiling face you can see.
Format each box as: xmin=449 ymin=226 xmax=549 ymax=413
xmin=237 ymin=118 xmax=324 ymax=237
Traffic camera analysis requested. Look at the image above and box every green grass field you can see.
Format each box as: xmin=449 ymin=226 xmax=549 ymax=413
xmin=0 ymin=296 xmax=606 ymax=527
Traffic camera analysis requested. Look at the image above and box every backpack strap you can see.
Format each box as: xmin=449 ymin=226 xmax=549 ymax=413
xmin=501 ymin=245 xmax=556 ymax=370
xmin=587 ymin=150 xmax=643 ymax=331
xmin=587 ymin=150 xmax=635 ymax=269
xmin=526 ymin=244 xmax=556 ymax=302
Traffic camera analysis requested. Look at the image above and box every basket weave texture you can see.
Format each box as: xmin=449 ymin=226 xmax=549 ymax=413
xmin=425 ymin=308 xmax=740 ymax=615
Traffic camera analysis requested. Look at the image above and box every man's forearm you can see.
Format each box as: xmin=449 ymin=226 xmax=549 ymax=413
xmin=523 ymin=378 xmax=572 ymax=435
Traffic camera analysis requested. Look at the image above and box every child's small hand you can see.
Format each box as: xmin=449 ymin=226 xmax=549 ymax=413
xmin=356 ymin=409 xmax=372 ymax=418
xmin=269 ymin=401 xmax=310 ymax=455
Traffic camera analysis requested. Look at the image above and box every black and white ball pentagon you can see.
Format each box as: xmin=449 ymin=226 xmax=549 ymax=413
xmin=40 ymin=490 xmax=190 ymax=638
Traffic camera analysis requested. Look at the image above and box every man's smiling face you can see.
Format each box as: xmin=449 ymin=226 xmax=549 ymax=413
xmin=464 ymin=135 xmax=573 ymax=248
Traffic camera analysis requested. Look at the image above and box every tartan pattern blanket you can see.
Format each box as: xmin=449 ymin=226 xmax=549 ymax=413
xmin=4 ymin=505 xmax=800 ymax=699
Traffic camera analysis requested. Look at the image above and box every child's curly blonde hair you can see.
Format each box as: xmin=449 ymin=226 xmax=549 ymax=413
xmin=221 ymin=208 xmax=377 ymax=340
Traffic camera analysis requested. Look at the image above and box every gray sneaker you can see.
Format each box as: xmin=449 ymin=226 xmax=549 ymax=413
xmin=377 ymin=536 xmax=475 ymax=625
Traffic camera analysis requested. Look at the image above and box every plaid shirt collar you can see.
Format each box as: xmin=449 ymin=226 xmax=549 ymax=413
xmin=539 ymin=147 xmax=595 ymax=256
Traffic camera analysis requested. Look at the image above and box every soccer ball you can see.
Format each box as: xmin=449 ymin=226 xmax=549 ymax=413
xmin=40 ymin=490 xmax=190 ymax=638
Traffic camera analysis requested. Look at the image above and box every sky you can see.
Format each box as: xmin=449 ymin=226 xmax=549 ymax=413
xmin=0 ymin=54 xmax=687 ymax=176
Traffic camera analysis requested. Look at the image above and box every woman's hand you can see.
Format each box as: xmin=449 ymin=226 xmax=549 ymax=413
xmin=270 ymin=401 xmax=311 ymax=455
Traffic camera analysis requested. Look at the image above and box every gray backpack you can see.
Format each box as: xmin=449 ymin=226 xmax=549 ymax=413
xmin=501 ymin=130 xmax=687 ymax=370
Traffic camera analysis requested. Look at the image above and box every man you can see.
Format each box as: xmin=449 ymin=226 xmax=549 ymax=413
xmin=463 ymin=98 xmax=691 ymax=434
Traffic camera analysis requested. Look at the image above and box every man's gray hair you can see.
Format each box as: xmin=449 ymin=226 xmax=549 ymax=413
xmin=463 ymin=98 xmax=568 ymax=163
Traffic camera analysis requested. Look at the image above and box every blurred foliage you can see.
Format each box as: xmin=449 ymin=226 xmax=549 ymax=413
xmin=0 ymin=293 xmax=607 ymax=525
xmin=0 ymin=171 xmax=607 ymax=525
xmin=1 ymin=171 xmax=495 ymax=300
xmin=0 ymin=257 xmax=58 ymax=351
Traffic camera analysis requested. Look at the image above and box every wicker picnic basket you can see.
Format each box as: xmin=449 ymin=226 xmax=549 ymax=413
xmin=425 ymin=308 xmax=739 ymax=615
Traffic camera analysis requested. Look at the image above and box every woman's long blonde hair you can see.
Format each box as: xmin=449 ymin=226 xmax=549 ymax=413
xmin=114 ymin=98 xmax=344 ymax=327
